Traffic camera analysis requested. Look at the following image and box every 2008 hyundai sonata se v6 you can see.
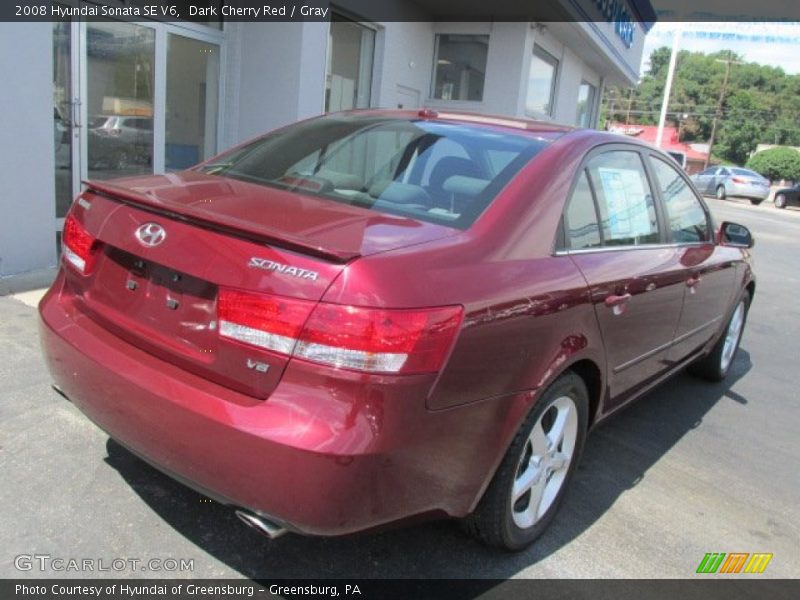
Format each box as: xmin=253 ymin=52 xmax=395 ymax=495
xmin=40 ymin=110 xmax=755 ymax=550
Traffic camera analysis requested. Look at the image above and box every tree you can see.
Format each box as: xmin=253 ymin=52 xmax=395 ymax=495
xmin=716 ymin=90 xmax=765 ymax=165
xmin=602 ymin=47 xmax=800 ymax=165
xmin=745 ymin=147 xmax=800 ymax=182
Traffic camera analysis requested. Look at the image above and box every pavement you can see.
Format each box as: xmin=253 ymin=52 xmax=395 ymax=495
xmin=1 ymin=196 xmax=798 ymax=580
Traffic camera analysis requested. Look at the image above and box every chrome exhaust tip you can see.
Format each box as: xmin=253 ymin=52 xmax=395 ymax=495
xmin=234 ymin=509 xmax=288 ymax=539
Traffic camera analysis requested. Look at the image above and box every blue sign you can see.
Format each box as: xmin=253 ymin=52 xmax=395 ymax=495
xmin=594 ymin=0 xmax=636 ymax=48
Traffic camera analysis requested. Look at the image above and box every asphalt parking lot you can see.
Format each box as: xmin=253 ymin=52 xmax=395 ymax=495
xmin=1 ymin=196 xmax=798 ymax=580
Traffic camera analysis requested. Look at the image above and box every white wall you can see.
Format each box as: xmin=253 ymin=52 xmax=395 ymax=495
xmin=0 ymin=22 xmax=57 ymax=276
xmin=372 ymin=21 xmax=435 ymax=110
xmin=230 ymin=22 xmax=327 ymax=145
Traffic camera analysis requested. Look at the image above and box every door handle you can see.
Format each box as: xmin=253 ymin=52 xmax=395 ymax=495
xmin=686 ymin=276 xmax=702 ymax=288
xmin=604 ymin=293 xmax=631 ymax=316
xmin=71 ymin=97 xmax=82 ymax=128
xmin=604 ymin=293 xmax=631 ymax=307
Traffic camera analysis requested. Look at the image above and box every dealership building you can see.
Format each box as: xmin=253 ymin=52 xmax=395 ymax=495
xmin=0 ymin=0 xmax=654 ymax=282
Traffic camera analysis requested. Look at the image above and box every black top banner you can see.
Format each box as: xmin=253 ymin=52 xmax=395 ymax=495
xmin=3 ymin=0 xmax=800 ymax=23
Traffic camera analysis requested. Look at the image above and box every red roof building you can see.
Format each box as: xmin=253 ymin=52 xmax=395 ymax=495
xmin=607 ymin=123 xmax=710 ymax=174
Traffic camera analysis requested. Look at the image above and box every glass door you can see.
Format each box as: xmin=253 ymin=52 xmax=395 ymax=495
xmin=52 ymin=20 xmax=81 ymax=232
xmin=86 ymin=21 xmax=156 ymax=181
xmin=53 ymin=19 xmax=221 ymax=237
xmin=165 ymin=33 xmax=220 ymax=170
xmin=325 ymin=17 xmax=375 ymax=112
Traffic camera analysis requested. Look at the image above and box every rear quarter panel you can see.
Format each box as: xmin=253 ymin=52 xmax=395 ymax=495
xmin=322 ymin=130 xmax=609 ymax=412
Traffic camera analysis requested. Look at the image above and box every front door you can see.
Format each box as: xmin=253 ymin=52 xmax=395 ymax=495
xmin=646 ymin=154 xmax=739 ymax=362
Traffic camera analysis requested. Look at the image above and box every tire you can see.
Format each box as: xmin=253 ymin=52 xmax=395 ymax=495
xmin=716 ymin=185 xmax=727 ymax=200
xmin=775 ymin=194 xmax=787 ymax=209
xmin=750 ymin=198 xmax=763 ymax=206
xmin=688 ymin=291 xmax=750 ymax=382
xmin=464 ymin=372 xmax=589 ymax=551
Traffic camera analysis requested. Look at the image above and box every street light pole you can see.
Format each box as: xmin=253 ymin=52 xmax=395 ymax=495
xmin=655 ymin=27 xmax=681 ymax=148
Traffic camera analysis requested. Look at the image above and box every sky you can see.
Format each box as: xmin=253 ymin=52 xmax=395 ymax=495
xmin=640 ymin=22 xmax=800 ymax=77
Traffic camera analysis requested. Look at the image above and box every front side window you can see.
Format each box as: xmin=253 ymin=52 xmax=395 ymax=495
xmin=650 ymin=156 xmax=710 ymax=243
xmin=432 ymin=34 xmax=489 ymax=101
xmin=201 ymin=116 xmax=550 ymax=229
xmin=585 ymin=151 xmax=660 ymax=246
xmin=526 ymin=46 xmax=559 ymax=116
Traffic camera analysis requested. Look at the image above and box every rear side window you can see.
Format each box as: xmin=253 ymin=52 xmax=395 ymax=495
xmin=650 ymin=156 xmax=710 ymax=243
xmin=564 ymin=171 xmax=601 ymax=249
xmin=200 ymin=116 xmax=550 ymax=229
xmin=585 ymin=151 xmax=660 ymax=246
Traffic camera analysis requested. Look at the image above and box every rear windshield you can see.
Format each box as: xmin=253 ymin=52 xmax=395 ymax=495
xmin=199 ymin=115 xmax=551 ymax=229
xmin=731 ymin=168 xmax=761 ymax=178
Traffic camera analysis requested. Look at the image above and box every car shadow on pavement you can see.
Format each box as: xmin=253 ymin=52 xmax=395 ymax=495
xmin=104 ymin=350 xmax=752 ymax=580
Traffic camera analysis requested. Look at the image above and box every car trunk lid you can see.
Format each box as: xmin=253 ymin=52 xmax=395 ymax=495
xmin=63 ymin=174 xmax=456 ymax=399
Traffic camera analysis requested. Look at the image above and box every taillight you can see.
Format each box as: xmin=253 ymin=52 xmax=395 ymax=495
xmin=218 ymin=289 xmax=315 ymax=354
xmin=296 ymin=304 xmax=462 ymax=373
xmin=217 ymin=288 xmax=463 ymax=374
xmin=62 ymin=214 xmax=98 ymax=274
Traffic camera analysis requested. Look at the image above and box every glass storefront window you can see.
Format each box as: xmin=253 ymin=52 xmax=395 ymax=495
xmin=166 ymin=35 xmax=220 ymax=170
xmin=326 ymin=18 xmax=375 ymax=112
xmin=432 ymin=34 xmax=489 ymax=101
xmin=86 ymin=21 xmax=155 ymax=180
xmin=526 ymin=45 xmax=559 ymax=116
xmin=53 ymin=21 xmax=73 ymax=219
xmin=576 ymin=81 xmax=596 ymax=128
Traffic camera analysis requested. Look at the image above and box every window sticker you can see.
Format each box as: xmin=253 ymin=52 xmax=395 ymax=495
xmin=597 ymin=167 xmax=652 ymax=239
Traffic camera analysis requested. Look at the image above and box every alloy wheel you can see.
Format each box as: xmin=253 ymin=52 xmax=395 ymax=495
xmin=511 ymin=395 xmax=578 ymax=529
xmin=720 ymin=300 xmax=745 ymax=373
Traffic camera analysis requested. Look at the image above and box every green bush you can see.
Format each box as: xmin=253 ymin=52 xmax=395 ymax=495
xmin=745 ymin=147 xmax=800 ymax=182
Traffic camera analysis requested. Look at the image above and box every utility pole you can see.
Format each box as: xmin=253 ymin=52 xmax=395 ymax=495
xmin=625 ymin=87 xmax=635 ymax=125
xmin=704 ymin=52 xmax=744 ymax=169
xmin=607 ymin=88 xmax=616 ymax=127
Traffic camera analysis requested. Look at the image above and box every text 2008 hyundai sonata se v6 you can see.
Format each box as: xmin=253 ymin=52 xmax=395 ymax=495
xmin=40 ymin=110 xmax=755 ymax=550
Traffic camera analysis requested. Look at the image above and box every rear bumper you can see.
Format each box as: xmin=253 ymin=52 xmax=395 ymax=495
xmin=728 ymin=183 xmax=770 ymax=200
xmin=39 ymin=273 xmax=522 ymax=536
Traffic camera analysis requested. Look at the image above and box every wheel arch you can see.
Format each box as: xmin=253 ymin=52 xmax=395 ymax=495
xmin=567 ymin=358 xmax=604 ymax=429
xmin=746 ymin=279 xmax=756 ymax=302
xmin=465 ymin=353 xmax=605 ymax=515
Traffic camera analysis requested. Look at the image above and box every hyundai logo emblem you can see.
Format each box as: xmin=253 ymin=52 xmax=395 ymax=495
xmin=135 ymin=223 xmax=167 ymax=247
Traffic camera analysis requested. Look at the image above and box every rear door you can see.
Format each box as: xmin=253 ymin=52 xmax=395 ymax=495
xmin=562 ymin=147 xmax=686 ymax=408
xmin=646 ymin=154 xmax=738 ymax=362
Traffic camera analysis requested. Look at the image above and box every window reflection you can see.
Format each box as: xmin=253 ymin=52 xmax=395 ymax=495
xmin=87 ymin=22 xmax=155 ymax=180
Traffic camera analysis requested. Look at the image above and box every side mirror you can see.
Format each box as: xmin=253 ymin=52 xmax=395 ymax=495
xmin=718 ymin=221 xmax=754 ymax=248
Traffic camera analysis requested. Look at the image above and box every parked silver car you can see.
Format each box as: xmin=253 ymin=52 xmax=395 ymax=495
xmin=691 ymin=166 xmax=770 ymax=205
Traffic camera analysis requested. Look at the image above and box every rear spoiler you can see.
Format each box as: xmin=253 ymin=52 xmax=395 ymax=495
xmin=84 ymin=180 xmax=360 ymax=264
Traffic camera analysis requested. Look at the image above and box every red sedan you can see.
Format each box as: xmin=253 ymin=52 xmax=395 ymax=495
xmin=40 ymin=110 xmax=755 ymax=550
